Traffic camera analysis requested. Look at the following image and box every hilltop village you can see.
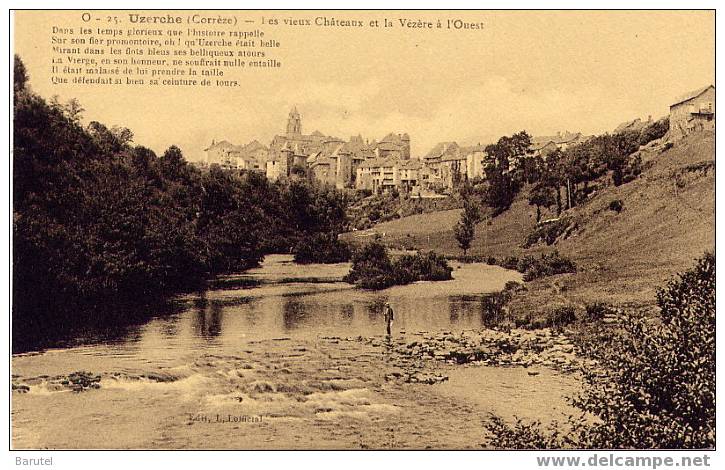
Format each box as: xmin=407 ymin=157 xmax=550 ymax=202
xmin=201 ymin=85 xmax=714 ymax=195
xmin=202 ymin=107 xmax=587 ymax=195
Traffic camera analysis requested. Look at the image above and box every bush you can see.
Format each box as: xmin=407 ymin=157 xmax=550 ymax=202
xmin=294 ymin=233 xmax=351 ymax=264
xmin=545 ymin=305 xmax=577 ymax=328
xmin=344 ymin=242 xmax=452 ymax=290
xmin=479 ymin=281 xmax=528 ymax=328
xmin=485 ymin=253 xmax=715 ymax=449
xmin=638 ymin=117 xmax=670 ymax=147
xmin=342 ymin=242 xmax=395 ymax=289
xmin=446 ymin=254 xmax=486 ymax=263
xmin=574 ymin=252 xmax=715 ymax=448
xmin=516 ymin=255 xmax=537 ymax=273
xmin=522 ymin=218 xmax=572 ymax=248
xmin=583 ymin=302 xmax=612 ymax=322
xmin=394 ymin=251 xmax=453 ymax=284
xmin=608 ymin=199 xmax=624 ymax=213
xmin=484 ymin=416 xmax=570 ymax=449
xmin=504 ymin=280 xmax=526 ymax=292
xmin=521 ymin=252 xmax=577 ymax=281
xmin=500 ymin=256 xmax=520 ymax=270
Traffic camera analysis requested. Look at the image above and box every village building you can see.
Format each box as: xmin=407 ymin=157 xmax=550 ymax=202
xmin=527 ymin=140 xmax=560 ymax=159
xmin=420 ymin=142 xmax=488 ymax=191
xmin=355 ymin=157 xmax=402 ymax=194
xmin=524 ymin=132 xmax=592 ymax=164
xmin=398 ymin=159 xmax=423 ymax=192
xmin=208 ymin=106 xmax=502 ymax=195
xmin=668 ymin=85 xmax=715 ymax=141
xmin=203 ymin=139 xmax=269 ymax=171
xmin=465 ymin=145 xmax=487 ymax=181
xmin=373 ymin=133 xmax=411 ymax=160
xmin=613 ymin=117 xmax=652 ymax=135
xmin=305 ymin=137 xmax=357 ymax=189
xmin=440 ymin=149 xmax=467 ymax=188
xmin=528 ymin=131 xmax=590 ymax=158
xmin=422 ymin=141 xmax=459 ymax=185
xmin=266 ymin=108 xmax=385 ymax=188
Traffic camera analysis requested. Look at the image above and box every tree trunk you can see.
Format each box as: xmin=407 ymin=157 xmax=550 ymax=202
xmin=566 ymin=178 xmax=572 ymax=209
xmin=556 ymin=187 xmax=562 ymax=215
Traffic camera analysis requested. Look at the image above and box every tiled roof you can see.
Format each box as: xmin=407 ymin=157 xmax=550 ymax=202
xmin=358 ymin=157 xmax=397 ymax=169
xmin=204 ymin=140 xmax=234 ymax=151
xmin=399 ymin=159 xmax=423 ymax=170
xmin=531 ymin=132 xmax=582 ymax=147
xmin=424 ymin=141 xmax=459 ymax=160
xmin=671 ymin=85 xmax=714 ymax=107
xmin=380 ymin=132 xmax=403 ymax=144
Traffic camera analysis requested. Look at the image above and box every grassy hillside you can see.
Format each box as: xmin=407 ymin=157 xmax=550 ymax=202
xmin=343 ymin=131 xmax=714 ymax=315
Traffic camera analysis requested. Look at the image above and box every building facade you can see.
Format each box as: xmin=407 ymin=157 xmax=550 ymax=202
xmin=204 ymin=139 xmax=269 ymax=171
xmin=668 ymin=85 xmax=715 ymax=141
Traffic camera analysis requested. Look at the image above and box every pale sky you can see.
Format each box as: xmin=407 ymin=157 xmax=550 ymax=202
xmin=14 ymin=10 xmax=714 ymax=161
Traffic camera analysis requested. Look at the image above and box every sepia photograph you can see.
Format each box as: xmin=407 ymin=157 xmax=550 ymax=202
xmin=8 ymin=6 xmax=717 ymax=459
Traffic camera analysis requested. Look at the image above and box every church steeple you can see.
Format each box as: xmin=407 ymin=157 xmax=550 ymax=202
xmin=286 ymin=106 xmax=302 ymax=135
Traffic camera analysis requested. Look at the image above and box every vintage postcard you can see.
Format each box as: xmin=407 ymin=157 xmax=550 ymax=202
xmin=10 ymin=8 xmax=715 ymax=457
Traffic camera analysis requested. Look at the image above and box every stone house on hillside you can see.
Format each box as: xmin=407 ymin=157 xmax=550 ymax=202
xmin=668 ymin=85 xmax=715 ymax=141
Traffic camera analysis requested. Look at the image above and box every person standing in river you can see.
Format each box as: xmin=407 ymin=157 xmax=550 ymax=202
xmin=383 ymin=302 xmax=394 ymax=337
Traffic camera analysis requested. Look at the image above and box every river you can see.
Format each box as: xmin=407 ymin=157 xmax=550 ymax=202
xmin=12 ymin=255 xmax=581 ymax=449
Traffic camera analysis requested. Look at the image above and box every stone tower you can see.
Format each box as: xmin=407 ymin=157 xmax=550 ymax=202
xmin=401 ymin=133 xmax=411 ymax=160
xmin=286 ymin=106 xmax=302 ymax=135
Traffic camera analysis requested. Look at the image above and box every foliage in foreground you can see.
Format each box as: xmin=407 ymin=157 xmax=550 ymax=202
xmin=485 ymin=253 xmax=715 ymax=449
xmin=13 ymin=55 xmax=348 ymax=341
xmin=343 ymin=242 xmax=452 ymax=289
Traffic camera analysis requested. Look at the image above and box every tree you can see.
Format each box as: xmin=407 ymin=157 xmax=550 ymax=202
xmin=541 ymin=149 xmax=565 ymax=215
xmin=485 ymin=131 xmax=532 ymax=173
xmin=528 ymin=183 xmax=556 ymax=222
xmin=454 ymin=216 xmax=475 ymax=256
xmin=483 ymin=131 xmax=530 ymax=215
xmin=64 ymin=98 xmax=85 ymax=123
xmin=453 ymin=196 xmax=481 ymax=256
xmin=483 ymin=167 xmax=520 ymax=215
xmin=14 ymin=54 xmax=28 ymax=95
